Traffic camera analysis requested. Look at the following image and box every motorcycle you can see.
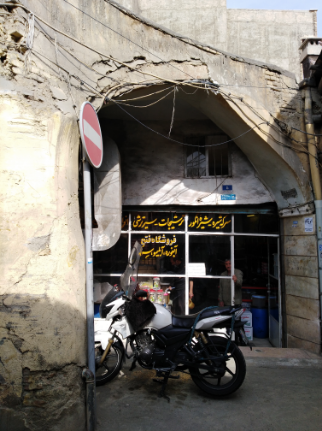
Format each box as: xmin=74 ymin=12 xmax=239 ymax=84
xmin=94 ymin=242 xmax=249 ymax=400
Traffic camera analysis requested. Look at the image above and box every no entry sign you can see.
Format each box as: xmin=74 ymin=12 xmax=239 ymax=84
xmin=79 ymin=102 xmax=103 ymax=168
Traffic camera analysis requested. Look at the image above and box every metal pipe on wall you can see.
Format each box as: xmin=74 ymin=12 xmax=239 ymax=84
xmin=304 ymin=87 xmax=322 ymax=200
xmin=83 ymin=151 xmax=96 ymax=431
xmin=303 ymin=85 xmax=322 ymax=341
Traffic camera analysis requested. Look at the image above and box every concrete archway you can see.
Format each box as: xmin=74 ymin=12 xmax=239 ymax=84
xmin=102 ymin=83 xmax=313 ymax=215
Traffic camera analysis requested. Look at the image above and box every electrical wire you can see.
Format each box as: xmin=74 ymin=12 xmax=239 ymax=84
xmin=107 ymin=85 xmax=174 ymax=103
xmin=2 ymin=2 xmax=302 ymax=97
xmin=4 ymin=3 xmax=321 ymax=154
xmin=224 ymin=92 xmax=322 ymax=168
xmin=61 ymin=0 xmax=195 ymax=81
xmin=115 ymin=88 xmax=175 ymax=108
xmin=291 ymin=127 xmax=322 ymax=137
xmin=107 ymin=97 xmax=266 ymax=147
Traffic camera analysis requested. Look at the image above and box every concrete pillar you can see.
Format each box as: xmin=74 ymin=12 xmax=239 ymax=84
xmin=282 ymin=215 xmax=321 ymax=354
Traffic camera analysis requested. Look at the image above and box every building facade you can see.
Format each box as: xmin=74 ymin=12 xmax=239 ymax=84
xmin=0 ymin=1 xmax=321 ymax=430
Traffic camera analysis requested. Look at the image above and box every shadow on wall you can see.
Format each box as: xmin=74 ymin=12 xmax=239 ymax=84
xmin=0 ymin=294 xmax=87 ymax=431
xmin=99 ymin=87 xmax=312 ymax=211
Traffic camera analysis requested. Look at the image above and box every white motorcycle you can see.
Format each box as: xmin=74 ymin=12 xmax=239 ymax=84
xmin=94 ymin=243 xmax=248 ymax=399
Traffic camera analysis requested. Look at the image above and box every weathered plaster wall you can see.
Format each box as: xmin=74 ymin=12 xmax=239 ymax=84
xmin=0 ymin=87 xmax=86 ymax=429
xmin=0 ymin=5 xmax=86 ymax=429
xmin=282 ymin=215 xmax=321 ymax=353
xmin=115 ymin=0 xmax=316 ymax=80
xmin=227 ymin=9 xmax=317 ymax=81
xmin=107 ymin=119 xmax=273 ymax=206
xmin=116 ymin=0 xmax=228 ymax=51
xmin=0 ymin=0 xmax=320 ymax=428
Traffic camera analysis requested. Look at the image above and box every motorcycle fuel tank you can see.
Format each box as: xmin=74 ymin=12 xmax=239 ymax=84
xmin=144 ymin=304 xmax=172 ymax=330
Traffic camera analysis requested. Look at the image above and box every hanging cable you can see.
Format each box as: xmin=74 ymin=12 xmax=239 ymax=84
xmin=106 ymin=97 xmax=266 ymax=147
xmin=168 ymin=87 xmax=177 ymax=137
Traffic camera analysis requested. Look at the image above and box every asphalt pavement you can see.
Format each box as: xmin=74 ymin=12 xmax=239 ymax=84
xmin=96 ymin=344 xmax=322 ymax=431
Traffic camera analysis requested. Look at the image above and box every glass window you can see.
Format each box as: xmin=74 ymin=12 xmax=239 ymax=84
xmin=188 ymin=213 xmax=231 ymax=232
xmin=121 ymin=212 xmax=129 ymax=231
xmin=234 ymin=214 xmax=279 ymax=234
xmin=186 ymin=137 xmax=206 ymax=177
xmin=267 ymin=236 xmax=279 ymax=278
xmin=189 ymin=235 xmax=230 ymax=275
xmin=131 ymin=233 xmax=185 ymax=275
xmin=234 ymin=236 xmax=269 ymax=288
xmin=190 ymin=278 xmax=220 ymax=313
xmin=93 ymin=234 xmax=128 ymax=274
xmin=186 ymin=136 xmax=230 ymax=178
xmin=207 ymin=138 xmax=229 ymax=176
xmin=131 ymin=212 xmax=185 ymax=231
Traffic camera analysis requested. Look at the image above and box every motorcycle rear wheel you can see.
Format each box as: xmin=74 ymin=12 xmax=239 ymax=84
xmin=189 ymin=335 xmax=246 ymax=396
xmin=95 ymin=343 xmax=123 ymax=386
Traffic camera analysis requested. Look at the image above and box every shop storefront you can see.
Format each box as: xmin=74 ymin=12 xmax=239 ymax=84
xmin=93 ymin=207 xmax=281 ymax=346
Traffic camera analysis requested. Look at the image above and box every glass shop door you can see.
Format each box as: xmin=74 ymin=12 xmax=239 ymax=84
xmin=268 ymin=237 xmax=281 ymax=347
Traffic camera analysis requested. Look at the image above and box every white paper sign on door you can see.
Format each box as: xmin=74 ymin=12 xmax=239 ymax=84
xmin=188 ymin=263 xmax=206 ymax=276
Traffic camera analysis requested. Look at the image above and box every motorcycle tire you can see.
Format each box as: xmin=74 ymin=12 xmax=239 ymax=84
xmin=95 ymin=343 xmax=123 ymax=386
xmin=189 ymin=335 xmax=246 ymax=397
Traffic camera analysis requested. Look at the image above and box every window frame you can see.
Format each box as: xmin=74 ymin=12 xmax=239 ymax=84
xmin=185 ymin=135 xmax=232 ymax=179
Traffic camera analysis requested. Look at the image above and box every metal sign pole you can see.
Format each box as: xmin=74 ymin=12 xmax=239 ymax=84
xmin=83 ymin=149 xmax=96 ymax=430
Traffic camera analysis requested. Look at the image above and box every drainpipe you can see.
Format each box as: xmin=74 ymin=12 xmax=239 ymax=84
xmin=303 ymin=84 xmax=322 ymax=340
xmin=82 ymin=368 xmax=95 ymax=431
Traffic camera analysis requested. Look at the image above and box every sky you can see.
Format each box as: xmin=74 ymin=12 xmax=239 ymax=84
xmin=227 ymin=1 xmax=321 ymax=36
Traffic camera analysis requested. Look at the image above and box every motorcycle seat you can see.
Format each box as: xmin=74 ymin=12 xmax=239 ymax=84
xmin=172 ymin=306 xmax=233 ymax=329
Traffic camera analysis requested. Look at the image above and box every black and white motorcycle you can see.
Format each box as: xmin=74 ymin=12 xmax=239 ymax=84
xmin=94 ymin=242 xmax=249 ymax=399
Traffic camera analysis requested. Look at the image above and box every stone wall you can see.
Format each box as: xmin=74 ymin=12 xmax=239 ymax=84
xmin=282 ymin=215 xmax=321 ymax=353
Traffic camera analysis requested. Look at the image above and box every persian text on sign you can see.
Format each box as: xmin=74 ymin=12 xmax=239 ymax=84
xmin=140 ymin=245 xmax=178 ymax=259
xmin=141 ymin=234 xmax=176 ymax=247
xmin=133 ymin=215 xmax=184 ymax=230
xmin=188 ymin=215 xmax=231 ymax=230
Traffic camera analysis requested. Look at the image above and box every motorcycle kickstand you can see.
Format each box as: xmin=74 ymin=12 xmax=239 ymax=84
xmin=153 ymin=370 xmax=179 ymax=402
xmin=129 ymin=358 xmax=137 ymax=371
xmin=153 ymin=371 xmax=171 ymax=403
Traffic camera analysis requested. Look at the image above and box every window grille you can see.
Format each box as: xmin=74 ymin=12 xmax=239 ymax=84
xmin=186 ymin=135 xmax=230 ymax=178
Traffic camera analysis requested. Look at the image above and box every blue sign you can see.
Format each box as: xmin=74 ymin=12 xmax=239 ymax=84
xmin=222 ymin=185 xmax=233 ymax=191
xmin=221 ymin=194 xmax=236 ymax=200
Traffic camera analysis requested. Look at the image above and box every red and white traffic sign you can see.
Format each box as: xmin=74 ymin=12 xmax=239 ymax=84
xmin=79 ymin=102 xmax=103 ymax=168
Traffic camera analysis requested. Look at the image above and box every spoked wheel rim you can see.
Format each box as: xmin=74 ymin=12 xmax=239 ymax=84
xmin=189 ymin=335 xmax=246 ymax=396
xmin=95 ymin=344 xmax=122 ymax=385
xmin=196 ymin=344 xmax=238 ymax=389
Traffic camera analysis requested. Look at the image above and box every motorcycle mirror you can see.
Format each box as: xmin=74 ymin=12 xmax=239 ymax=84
xmin=128 ymin=248 xmax=137 ymax=265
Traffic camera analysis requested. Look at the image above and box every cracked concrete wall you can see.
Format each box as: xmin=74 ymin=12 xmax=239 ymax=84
xmin=0 ymin=0 xmax=320 ymax=429
xmin=227 ymin=9 xmax=317 ymax=81
xmin=115 ymin=0 xmax=316 ymax=81
xmin=0 ymin=5 xmax=86 ymax=427
xmin=0 ymin=85 xmax=86 ymax=428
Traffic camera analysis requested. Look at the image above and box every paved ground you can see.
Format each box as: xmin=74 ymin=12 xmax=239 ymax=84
xmin=96 ymin=343 xmax=322 ymax=431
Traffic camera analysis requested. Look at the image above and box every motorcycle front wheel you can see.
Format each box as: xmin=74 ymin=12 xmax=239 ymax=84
xmin=189 ymin=335 xmax=246 ymax=396
xmin=95 ymin=342 xmax=123 ymax=386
